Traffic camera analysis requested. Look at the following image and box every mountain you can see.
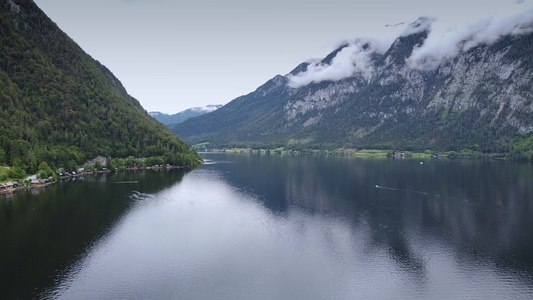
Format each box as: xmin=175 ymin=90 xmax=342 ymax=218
xmin=0 ymin=0 xmax=201 ymax=174
xmin=149 ymin=105 xmax=222 ymax=126
xmin=173 ymin=17 xmax=533 ymax=157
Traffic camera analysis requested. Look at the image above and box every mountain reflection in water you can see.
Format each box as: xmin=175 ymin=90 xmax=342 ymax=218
xmin=1 ymin=153 xmax=532 ymax=299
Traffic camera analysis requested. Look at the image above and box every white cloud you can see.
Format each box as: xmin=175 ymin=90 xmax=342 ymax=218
xmin=407 ymin=3 xmax=533 ymax=70
xmin=287 ymin=39 xmax=392 ymax=88
xmin=288 ymin=0 xmax=533 ymax=87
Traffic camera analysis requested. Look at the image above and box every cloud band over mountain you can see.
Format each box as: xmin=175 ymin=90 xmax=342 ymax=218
xmin=288 ymin=0 xmax=533 ymax=88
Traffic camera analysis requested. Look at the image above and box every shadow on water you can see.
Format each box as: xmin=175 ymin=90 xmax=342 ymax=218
xmin=202 ymin=153 xmax=533 ymax=286
xmin=0 ymin=169 xmax=188 ymax=300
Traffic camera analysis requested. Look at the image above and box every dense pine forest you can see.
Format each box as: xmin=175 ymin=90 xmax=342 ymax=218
xmin=0 ymin=0 xmax=201 ymax=180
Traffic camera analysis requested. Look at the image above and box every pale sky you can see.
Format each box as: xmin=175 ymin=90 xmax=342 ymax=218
xmin=34 ymin=0 xmax=530 ymax=114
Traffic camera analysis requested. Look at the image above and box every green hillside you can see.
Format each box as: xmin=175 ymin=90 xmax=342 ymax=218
xmin=0 ymin=0 xmax=201 ymax=176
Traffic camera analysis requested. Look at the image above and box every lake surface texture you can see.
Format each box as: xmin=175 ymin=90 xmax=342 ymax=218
xmin=1 ymin=153 xmax=533 ymax=299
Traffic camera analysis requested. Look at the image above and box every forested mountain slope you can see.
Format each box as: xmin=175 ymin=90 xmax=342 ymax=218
xmin=0 ymin=0 xmax=201 ymax=173
xmin=174 ymin=18 xmax=533 ymax=157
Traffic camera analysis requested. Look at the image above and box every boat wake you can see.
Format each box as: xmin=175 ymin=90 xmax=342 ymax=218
xmin=203 ymin=159 xmax=235 ymax=165
xmin=130 ymin=191 xmax=156 ymax=202
xmin=375 ymin=185 xmax=429 ymax=196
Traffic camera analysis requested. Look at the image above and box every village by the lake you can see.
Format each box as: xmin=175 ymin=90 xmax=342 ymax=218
xmin=0 ymin=155 xmax=192 ymax=196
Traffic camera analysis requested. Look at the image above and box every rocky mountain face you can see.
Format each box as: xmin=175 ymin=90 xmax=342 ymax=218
xmin=149 ymin=105 xmax=223 ymax=126
xmin=173 ymin=18 xmax=533 ymax=154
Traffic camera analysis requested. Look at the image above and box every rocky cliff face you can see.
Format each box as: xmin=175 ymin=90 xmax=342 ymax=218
xmin=285 ymin=31 xmax=532 ymax=134
xmin=173 ymin=19 xmax=533 ymax=152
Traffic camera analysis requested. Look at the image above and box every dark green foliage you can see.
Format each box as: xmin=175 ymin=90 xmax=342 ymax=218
xmin=37 ymin=161 xmax=54 ymax=179
xmin=145 ymin=157 xmax=164 ymax=167
xmin=124 ymin=156 xmax=141 ymax=168
xmin=0 ymin=0 xmax=201 ymax=173
xmin=7 ymin=166 xmax=25 ymax=180
xmin=507 ymin=148 xmax=531 ymax=162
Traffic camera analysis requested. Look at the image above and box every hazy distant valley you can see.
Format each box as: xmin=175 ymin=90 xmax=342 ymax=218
xmin=149 ymin=104 xmax=223 ymax=127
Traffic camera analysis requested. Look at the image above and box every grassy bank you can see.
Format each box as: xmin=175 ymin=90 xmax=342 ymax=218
xmin=197 ymin=146 xmax=519 ymax=161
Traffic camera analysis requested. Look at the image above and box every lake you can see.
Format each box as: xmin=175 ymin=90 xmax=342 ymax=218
xmin=1 ymin=153 xmax=533 ymax=299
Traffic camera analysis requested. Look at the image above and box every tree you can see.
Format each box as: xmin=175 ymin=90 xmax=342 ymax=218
xmin=38 ymin=161 xmax=54 ymax=179
xmin=8 ymin=166 xmax=26 ymax=180
xmin=145 ymin=156 xmax=164 ymax=167
xmin=125 ymin=156 xmax=139 ymax=168
xmin=0 ymin=1 xmax=202 ymax=173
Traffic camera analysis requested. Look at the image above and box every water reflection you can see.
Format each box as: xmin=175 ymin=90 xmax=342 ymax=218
xmin=0 ymin=170 xmax=188 ymax=300
xmin=201 ymin=154 xmax=533 ymax=296
xmin=46 ymin=154 xmax=533 ymax=299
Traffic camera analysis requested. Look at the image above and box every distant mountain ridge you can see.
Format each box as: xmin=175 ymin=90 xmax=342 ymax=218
xmin=173 ymin=17 xmax=533 ymax=158
xmin=149 ymin=105 xmax=222 ymax=126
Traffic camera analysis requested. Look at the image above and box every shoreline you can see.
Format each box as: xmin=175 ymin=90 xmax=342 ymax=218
xmin=1 ymin=166 xmax=190 ymax=198
xmin=0 ymin=181 xmax=55 ymax=196
xmin=198 ymin=148 xmax=512 ymax=160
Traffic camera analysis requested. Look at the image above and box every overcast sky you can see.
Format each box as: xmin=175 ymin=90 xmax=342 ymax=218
xmin=34 ymin=0 xmax=531 ymax=114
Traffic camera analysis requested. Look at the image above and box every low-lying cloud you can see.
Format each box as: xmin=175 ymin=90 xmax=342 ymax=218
xmin=288 ymin=0 xmax=533 ymax=88
xmin=287 ymin=39 xmax=391 ymax=88
xmin=407 ymin=6 xmax=533 ymax=70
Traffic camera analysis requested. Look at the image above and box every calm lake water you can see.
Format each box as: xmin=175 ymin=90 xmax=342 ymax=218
xmin=1 ymin=153 xmax=533 ymax=299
